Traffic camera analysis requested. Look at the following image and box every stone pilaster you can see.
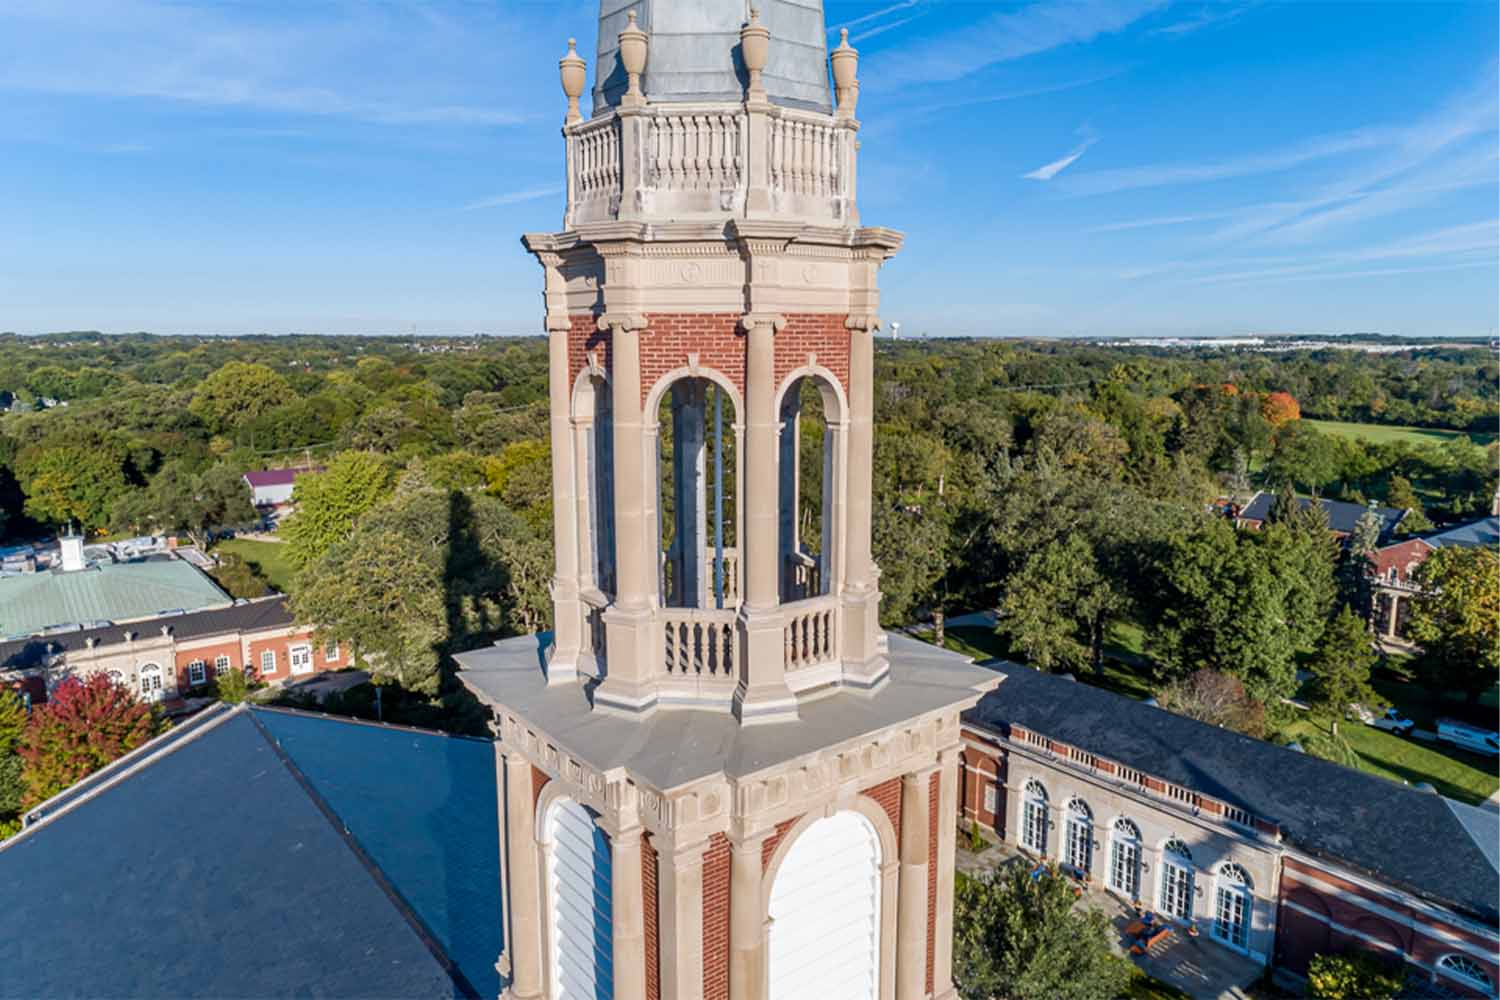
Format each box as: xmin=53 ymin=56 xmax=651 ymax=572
xmin=728 ymin=831 xmax=769 ymax=1000
xmin=610 ymin=824 xmax=648 ymax=1000
xmin=502 ymin=753 xmax=544 ymax=1000
xmin=840 ymin=315 xmax=886 ymax=687
xmin=546 ymin=307 xmax=583 ymax=682
xmin=896 ymin=768 xmax=933 ymax=1000
xmin=933 ymin=749 xmax=961 ymax=998
xmin=659 ymin=838 xmax=708 ymax=1000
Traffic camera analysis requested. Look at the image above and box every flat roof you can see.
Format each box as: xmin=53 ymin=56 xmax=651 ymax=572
xmin=0 ymin=555 xmax=232 ymax=640
xmin=454 ymin=632 xmax=1000 ymax=792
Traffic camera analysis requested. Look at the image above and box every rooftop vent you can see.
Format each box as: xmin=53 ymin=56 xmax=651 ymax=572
xmin=59 ymin=533 xmax=85 ymax=573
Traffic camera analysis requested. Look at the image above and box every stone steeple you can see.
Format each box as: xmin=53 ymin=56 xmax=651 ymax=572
xmin=456 ymin=6 xmax=1001 ymax=1000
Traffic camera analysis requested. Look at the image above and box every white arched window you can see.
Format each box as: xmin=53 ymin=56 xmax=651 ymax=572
xmin=105 ymin=669 xmax=124 ymax=684
xmin=138 ymin=663 xmax=163 ymax=703
xmin=1158 ymin=839 xmax=1195 ymax=920
xmin=542 ymin=798 xmax=612 ymax=1000
xmin=1064 ymin=799 xmax=1093 ymax=875
xmin=1021 ymin=779 xmax=1049 ymax=855
xmin=1108 ymin=818 xmax=1142 ymax=900
xmin=1437 ymin=954 xmax=1492 ymax=992
xmin=1211 ymin=863 xmax=1252 ymax=950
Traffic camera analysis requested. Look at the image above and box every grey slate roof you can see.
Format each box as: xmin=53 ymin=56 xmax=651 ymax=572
xmin=966 ymin=664 xmax=1500 ymax=924
xmin=593 ymin=0 xmax=833 ymax=113
xmin=1238 ymin=491 xmax=1406 ymax=538
xmin=1423 ymin=516 xmax=1500 ymax=550
xmin=0 ymin=594 xmax=293 ymax=671
xmin=455 ymin=631 xmax=999 ymax=791
xmin=0 ymin=705 xmax=501 ymax=999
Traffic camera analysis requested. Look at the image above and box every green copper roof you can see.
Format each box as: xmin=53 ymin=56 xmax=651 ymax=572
xmin=0 ymin=557 xmax=232 ymax=639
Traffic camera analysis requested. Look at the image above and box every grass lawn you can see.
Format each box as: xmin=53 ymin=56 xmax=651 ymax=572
xmin=1303 ymin=418 xmax=1495 ymax=448
xmin=215 ymin=537 xmax=295 ymax=594
xmin=936 ymin=624 xmax=1158 ymax=701
xmin=1280 ymin=715 xmax=1499 ymax=805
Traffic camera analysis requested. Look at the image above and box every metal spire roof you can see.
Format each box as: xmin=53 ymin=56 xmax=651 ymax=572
xmin=593 ymin=0 xmax=832 ymax=114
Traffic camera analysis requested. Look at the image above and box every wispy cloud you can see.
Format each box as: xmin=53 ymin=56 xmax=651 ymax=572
xmin=1153 ymin=3 xmax=1254 ymax=36
xmin=461 ymin=186 xmax=564 ymax=211
xmin=864 ymin=0 xmax=1170 ymax=88
xmin=1025 ymin=139 xmax=1098 ymax=180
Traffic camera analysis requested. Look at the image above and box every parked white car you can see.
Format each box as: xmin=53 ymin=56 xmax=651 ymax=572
xmin=1349 ymin=704 xmax=1415 ymax=735
xmin=1436 ymin=719 xmax=1500 ymax=757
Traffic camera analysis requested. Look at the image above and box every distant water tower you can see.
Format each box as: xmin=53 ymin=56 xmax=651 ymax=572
xmin=891 ymin=321 xmax=901 ymax=339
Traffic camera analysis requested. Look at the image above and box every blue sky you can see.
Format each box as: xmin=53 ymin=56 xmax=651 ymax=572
xmin=1 ymin=0 xmax=1495 ymax=338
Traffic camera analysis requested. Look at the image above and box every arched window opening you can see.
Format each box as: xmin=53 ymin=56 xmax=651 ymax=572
xmin=1108 ymin=818 xmax=1142 ymax=900
xmin=138 ymin=663 xmax=163 ymax=703
xmin=1021 ymin=779 xmax=1048 ymax=855
xmin=543 ymin=797 xmax=613 ymax=1000
xmin=778 ymin=376 xmax=837 ymax=602
xmin=1159 ymin=839 xmax=1195 ymax=921
xmin=657 ymin=378 xmax=738 ymax=609
xmin=1212 ymin=863 xmax=1253 ymax=950
xmin=577 ymin=372 xmax=616 ymax=596
xmin=1438 ymin=954 xmax=1492 ymax=992
xmin=1064 ymin=799 xmax=1093 ymax=875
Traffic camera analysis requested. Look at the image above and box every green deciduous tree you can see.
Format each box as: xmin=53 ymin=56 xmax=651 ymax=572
xmin=15 ymin=431 xmax=132 ymax=530
xmin=953 ymin=865 xmax=1133 ymax=1000
xmin=282 ymin=451 xmax=396 ymax=569
xmin=17 ymin=675 xmax=155 ymax=807
xmin=1385 ymin=474 xmax=1432 ymax=532
xmin=188 ymin=361 xmax=292 ymax=433
xmin=0 ymin=689 xmax=27 ymax=828
xmin=1407 ymin=545 xmax=1500 ymax=703
xmin=998 ymin=534 xmax=1124 ymax=674
xmin=1306 ymin=605 xmax=1378 ymax=731
xmin=1305 ymin=951 xmax=1404 ymax=1000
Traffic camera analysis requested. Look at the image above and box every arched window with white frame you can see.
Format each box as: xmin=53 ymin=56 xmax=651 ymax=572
xmin=1437 ymin=954 xmax=1492 ymax=994
xmin=138 ymin=663 xmax=164 ymax=703
xmin=1108 ymin=818 xmax=1142 ymax=900
xmin=1020 ymin=779 xmax=1049 ymax=855
xmin=1064 ymin=798 xmax=1093 ymax=875
xmin=1211 ymin=863 xmax=1252 ymax=950
xmin=1158 ymin=839 xmax=1195 ymax=921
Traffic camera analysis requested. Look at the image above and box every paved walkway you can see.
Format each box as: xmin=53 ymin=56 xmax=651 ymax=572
xmin=957 ymin=836 xmax=1264 ymax=1000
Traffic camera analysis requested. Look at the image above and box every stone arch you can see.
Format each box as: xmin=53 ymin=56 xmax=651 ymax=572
xmin=763 ymin=802 xmax=892 ymax=1000
xmin=537 ymin=792 xmax=613 ymax=1000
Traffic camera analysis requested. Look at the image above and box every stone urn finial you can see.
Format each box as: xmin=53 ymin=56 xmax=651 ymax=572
xmin=740 ymin=7 xmax=771 ymax=101
xmin=831 ymin=27 xmax=859 ymax=117
xmin=618 ymin=9 xmax=649 ymax=107
xmin=559 ymin=37 xmax=586 ymax=125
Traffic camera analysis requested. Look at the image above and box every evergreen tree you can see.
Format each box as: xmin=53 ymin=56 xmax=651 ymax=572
xmin=0 ymin=688 xmax=27 ymax=829
xmin=1386 ymin=475 xmax=1432 ymax=532
xmin=1306 ymin=606 xmax=1378 ymax=733
xmin=1269 ymin=482 xmax=1300 ymax=524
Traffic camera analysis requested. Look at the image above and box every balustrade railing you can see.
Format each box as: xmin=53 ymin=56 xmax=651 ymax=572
xmin=701 ymin=546 xmax=741 ymax=608
xmin=768 ymin=114 xmax=844 ymax=199
xmin=783 ymin=596 xmax=837 ymax=672
xmin=661 ymin=608 xmax=738 ymax=679
xmin=647 ymin=111 xmax=743 ymax=193
xmin=569 ymin=116 xmax=622 ymax=216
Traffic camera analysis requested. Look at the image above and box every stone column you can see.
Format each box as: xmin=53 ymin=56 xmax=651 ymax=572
xmin=660 ymin=839 xmax=707 ymax=1000
xmin=735 ymin=313 xmax=796 ymax=724
xmin=547 ymin=319 xmax=583 ymax=681
xmin=841 ymin=318 xmax=885 ymax=683
xmin=1048 ymin=802 xmax=1067 ymax=863
xmin=494 ymin=744 xmax=512 ymax=988
xmin=1386 ymin=593 xmax=1400 ymax=639
xmin=897 ymin=768 xmax=933 ymax=1000
xmin=933 ymin=749 xmax=961 ymax=998
xmin=598 ymin=315 xmax=656 ymax=715
xmin=729 ymin=832 xmax=769 ymax=1000
xmin=611 ymin=825 xmax=648 ymax=1000
xmin=502 ymin=753 xmax=544 ymax=1000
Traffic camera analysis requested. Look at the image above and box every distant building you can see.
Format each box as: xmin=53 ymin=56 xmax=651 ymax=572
xmin=242 ymin=467 xmax=319 ymax=521
xmin=1234 ymin=491 xmax=1407 ymax=542
xmin=0 ymin=541 xmax=232 ymax=640
xmin=960 ymin=664 xmax=1499 ymax=998
xmin=0 ymin=595 xmax=346 ymax=704
xmin=1367 ymin=516 xmax=1500 ymax=640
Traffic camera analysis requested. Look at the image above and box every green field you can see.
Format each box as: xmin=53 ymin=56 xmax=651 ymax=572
xmin=1303 ymin=418 xmax=1494 ymax=448
xmin=215 ymin=537 xmax=295 ymax=594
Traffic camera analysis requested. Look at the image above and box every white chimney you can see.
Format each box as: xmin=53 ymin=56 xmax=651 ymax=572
xmin=60 ymin=533 xmax=85 ymax=573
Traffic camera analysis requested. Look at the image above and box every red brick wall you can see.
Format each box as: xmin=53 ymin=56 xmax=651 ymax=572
xmin=761 ymin=816 xmax=800 ymax=872
xmin=926 ymin=769 xmax=939 ymax=995
xmin=864 ymin=777 xmax=903 ymax=844
xmin=531 ymin=766 xmax=549 ymax=812
xmin=702 ymin=833 xmax=731 ymax=1000
xmin=244 ymin=628 xmax=338 ymax=683
xmin=643 ymin=834 xmax=660 ymax=1000
xmin=960 ymin=745 xmax=1004 ymax=833
xmin=566 ymin=314 xmax=612 ymax=391
xmin=774 ymin=314 xmax=851 ymax=398
xmin=174 ymin=638 xmax=242 ymax=690
xmin=1369 ymin=538 xmax=1431 ymax=586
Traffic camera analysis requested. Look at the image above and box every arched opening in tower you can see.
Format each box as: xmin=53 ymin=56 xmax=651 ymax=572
xmin=655 ymin=377 xmax=739 ymax=609
xmin=574 ymin=371 xmax=615 ymax=598
xmin=779 ymin=375 xmax=839 ymax=603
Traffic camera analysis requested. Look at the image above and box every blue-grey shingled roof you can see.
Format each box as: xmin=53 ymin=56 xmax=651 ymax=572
xmin=0 ymin=706 xmax=502 ymax=999
xmin=1423 ymin=516 xmax=1500 ymax=550
xmin=1238 ymin=491 xmax=1406 ymax=538
xmin=966 ymin=663 xmax=1499 ymax=925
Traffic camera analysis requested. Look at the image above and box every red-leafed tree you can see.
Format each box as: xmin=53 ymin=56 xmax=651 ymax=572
xmin=1261 ymin=391 xmax=1302 ymax=427
xmin=18 ymin=674 xmax=156 ymax=807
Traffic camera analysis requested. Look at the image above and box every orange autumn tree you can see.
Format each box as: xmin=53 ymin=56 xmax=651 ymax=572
xmin=1261 ymin=391 xmax=1301 ymax=427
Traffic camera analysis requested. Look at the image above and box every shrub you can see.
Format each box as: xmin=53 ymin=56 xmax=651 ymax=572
xmin=1305 ymin=952 xmax=1403 ymax=999
xmin=17 ymin=674 xmax=155 ymax=806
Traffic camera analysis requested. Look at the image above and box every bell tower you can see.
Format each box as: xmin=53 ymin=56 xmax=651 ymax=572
xmin=457 ymin=6 xmax=1001 ymax=1000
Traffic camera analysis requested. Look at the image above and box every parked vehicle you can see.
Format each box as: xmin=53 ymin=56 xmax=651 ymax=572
xmin=1349 ymin=704 xmax=1415 ymax=735
xmin=1436 ymin=719 xmax=1500 ymax=757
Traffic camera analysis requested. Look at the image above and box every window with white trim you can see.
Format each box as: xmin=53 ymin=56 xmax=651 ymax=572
xmin=1108 ymin=818 xmax=1141 ymax=900
xmin=259 ymin=650 xmax=275 ymax=675
xmin=983 ymin=783 xmax=997 ymax=814
xmin=1021 ymin=779 xmax=1048 ymax=854
xmin=1437 ymin=954 xmax=1492 ymax=992
xmin=215 ymin=655 xmax=232 ymax=676
xmin=323 ymin=640 xmax=339 ymax=661
xmin=1211 ymin=863 xmax=1252 ymax=949
xmin=289 ymin=644 xmax=314 ymax=675
xmin=1158 ymin=839 xmax=1195 ymax=920
xmin=187 ymin=660 xmax=206 ymax=686
xmin=1064 ymin=799 xmax=1092 ymax=875
xmin=138 ymin=663 xmax=164 ymax=703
